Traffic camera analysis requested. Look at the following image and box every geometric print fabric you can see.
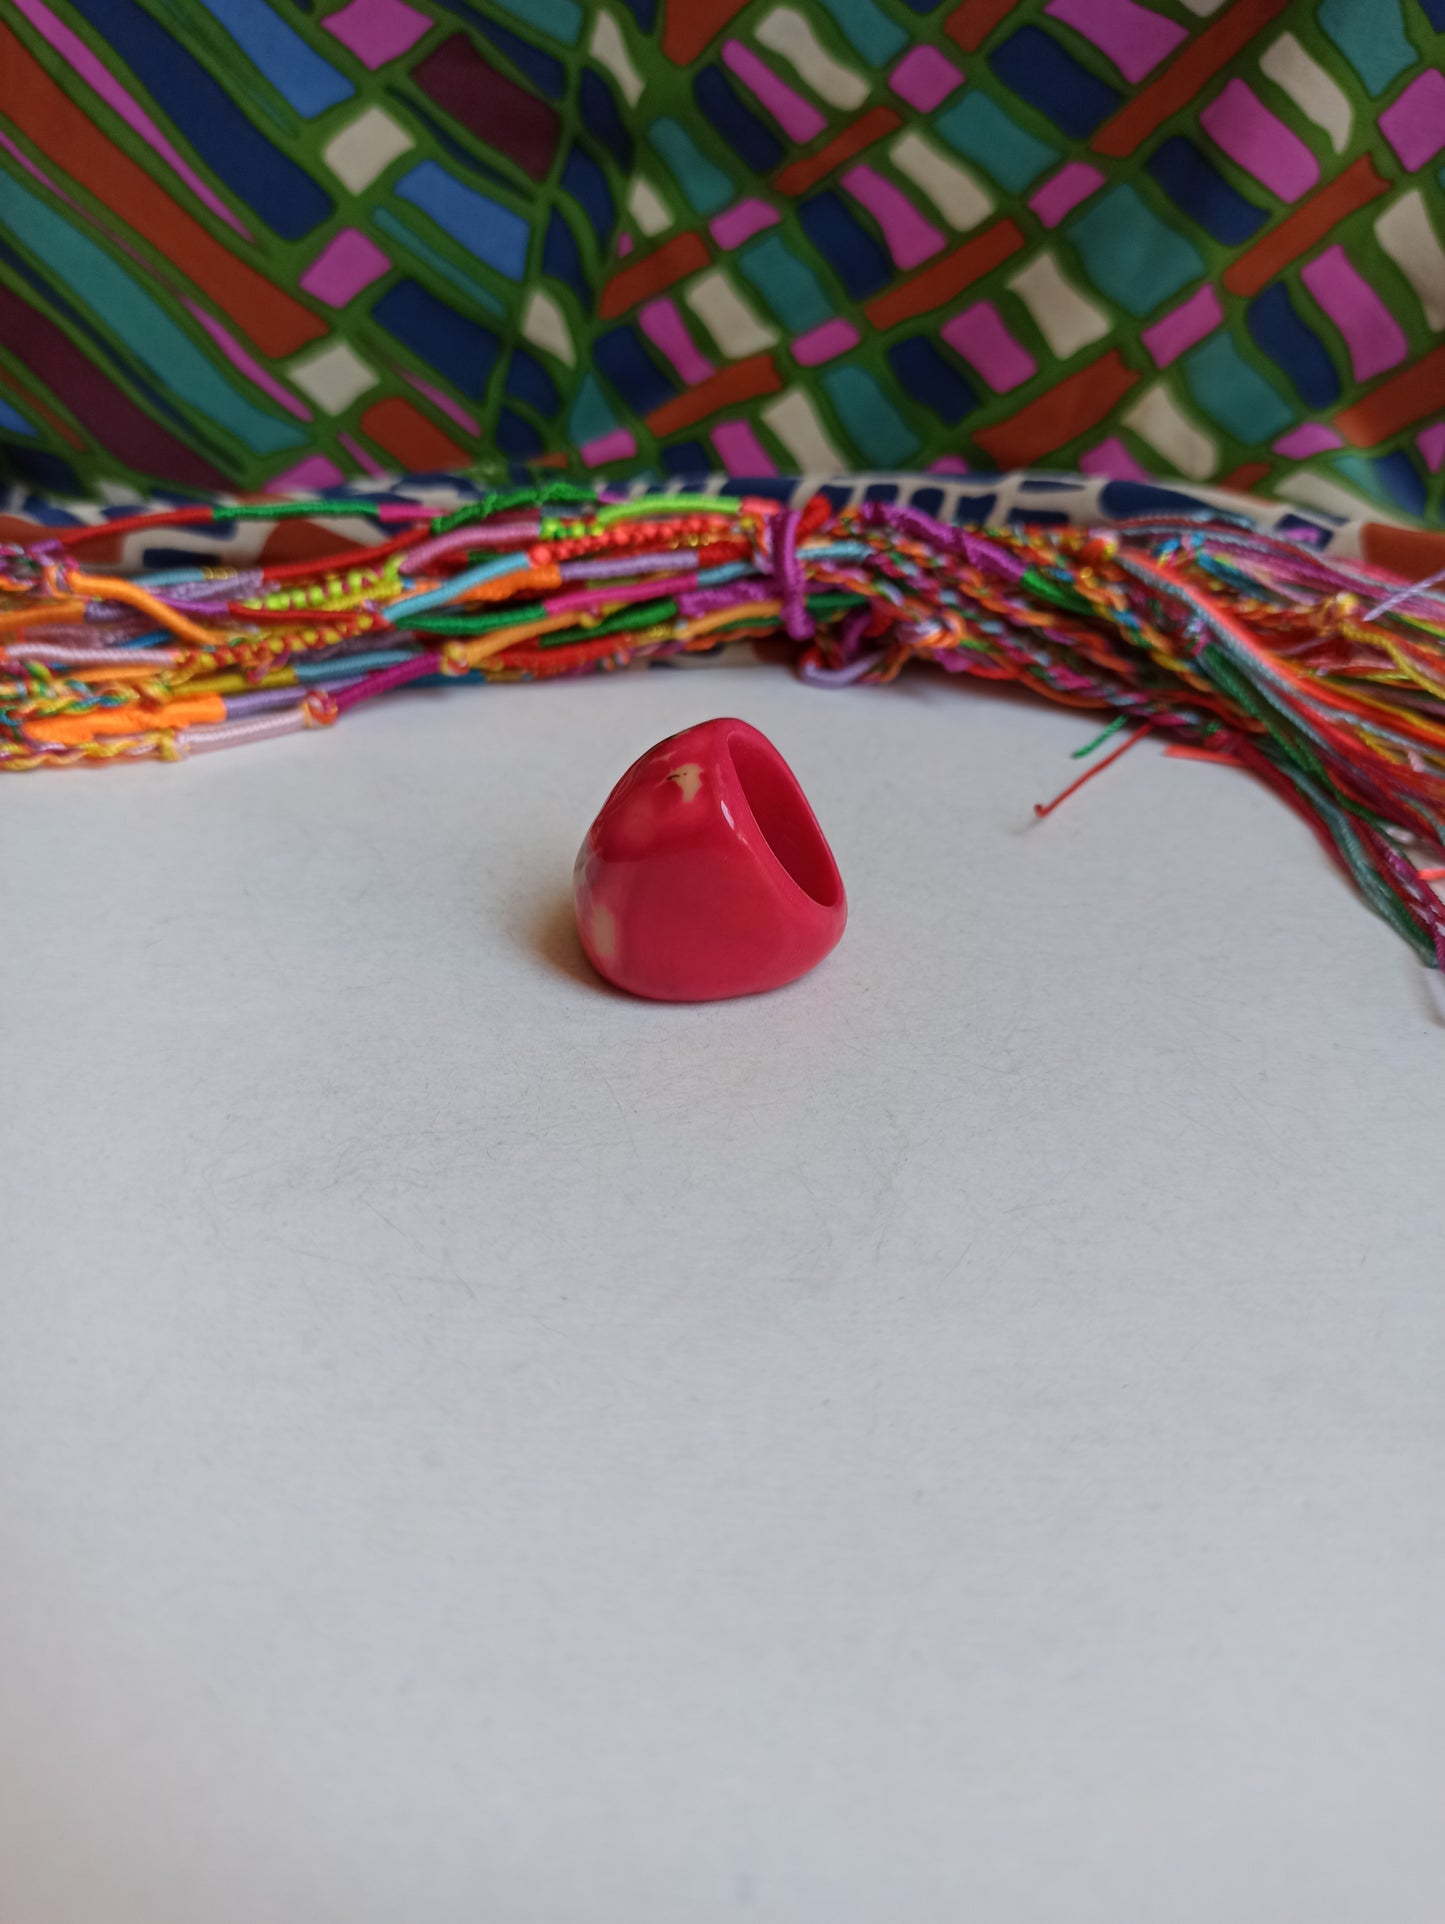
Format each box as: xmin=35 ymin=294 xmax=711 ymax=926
xmin=1 ymin=0 xmax=1444 ymax=524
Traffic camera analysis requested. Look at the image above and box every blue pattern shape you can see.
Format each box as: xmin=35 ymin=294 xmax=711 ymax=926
xmin=694 ymin=67 xmax=785 ymax=175
xmin=887 ymin=337 xmax=979 ymax=424
xmin=495 ymin=407 xmax=543 ymax=456
xmin=460 ymin=8 xmax=567 ymax=94
xmin=1246 ymin=285 xmax=1342 ymax=409
xmin=504 ymin=346 xmax=560 ymax=415
xmin=195 ymin=0 xmax=353 ymax=117
xmin=797 ymin=192 xmax=893 ymax=300
xmin=395 ymin=162 xmax=531 ymax=279
xmin=372 ymin=208 xmax=508 ymax=314
xmin=542 ymin=209 xmax=588 ymax=300
xmin=65 ymin=0 xmax=333 ymax=237
xmin=1098 ymin=480 xmax=1229 ymax=518
xmin=372 ymin=279 xmax=502 ymax=396
xmin=594 ymin=325 xmax=678 ymax=413
xmin=559 ymin=146 xmax=615 ymax=243
xmin=5 ymin=447 xmax=81 ymax=493
xmin=988 ymin=27 xmax=1122 ymax=140
xmin=579 ymin=69 xmax=634 ymax=169
xmin=1368 ymin=449 xmax=1427 ymax=516
xmin=403 ymin=102 xmax=516 ymax=194
xmin=1146 ymin=138 xmax=1267 ymax=246
xmin=661 ymin=439 xmax=710 ymax=472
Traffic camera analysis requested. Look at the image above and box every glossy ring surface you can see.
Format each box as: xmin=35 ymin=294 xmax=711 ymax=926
xmin=573 ymin=717 xmax=847 ymax=1001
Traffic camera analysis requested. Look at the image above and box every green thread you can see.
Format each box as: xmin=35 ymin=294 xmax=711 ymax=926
xmin=1072 ymin=714 xmax=1129 ymax=759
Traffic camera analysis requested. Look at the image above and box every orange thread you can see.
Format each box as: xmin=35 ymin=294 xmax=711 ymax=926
xmin=61 ymin=568 xmax=221 ymax=647
xmin=27 ymin=694 xmax=226 ymax=745
xmin=1034 ymin=721 xmax=1156 ymax=818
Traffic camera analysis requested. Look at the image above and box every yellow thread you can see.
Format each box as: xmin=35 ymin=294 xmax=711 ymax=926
xmin=453 ymin=612 xmax=578 ymax=667
xmin=678 ymin=599 xmax=783 ymax=641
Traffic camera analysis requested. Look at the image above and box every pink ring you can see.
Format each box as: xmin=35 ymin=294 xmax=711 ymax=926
xmin=573 ymin=717 xmax=847 ymax=1001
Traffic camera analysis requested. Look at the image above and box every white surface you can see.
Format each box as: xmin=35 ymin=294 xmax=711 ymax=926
xmin=3 ymin=667 xmax=1444 ymax=1924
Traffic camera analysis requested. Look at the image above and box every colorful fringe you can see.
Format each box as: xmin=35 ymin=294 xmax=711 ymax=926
xmin=5 ymin=481 xmax=1445 ymax=967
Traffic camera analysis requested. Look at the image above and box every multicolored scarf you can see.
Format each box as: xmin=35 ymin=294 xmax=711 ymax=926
xmin=1 ymin=0 xmax=1443 ymax=521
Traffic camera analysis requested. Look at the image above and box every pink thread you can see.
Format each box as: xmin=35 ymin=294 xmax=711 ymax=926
xmin=328 ymin=653 xmax=437 ymax=713
xmin=545 ymin=574 xmax=699 ymax=617
xmin=179 ymin=706 xmax=310 ymax=753
xmin=402 ymin=519 xmax=542 ymax=570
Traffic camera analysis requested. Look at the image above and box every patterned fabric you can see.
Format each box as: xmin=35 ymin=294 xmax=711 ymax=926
xmin=0 ymin=466 xmax=1408 ymax=562
xmin=1 ymin=0 xmax=1443 ymax=522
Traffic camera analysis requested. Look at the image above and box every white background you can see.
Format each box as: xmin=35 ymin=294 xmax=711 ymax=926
xmin=4 ymin=664 xmax=1444 ymax=1923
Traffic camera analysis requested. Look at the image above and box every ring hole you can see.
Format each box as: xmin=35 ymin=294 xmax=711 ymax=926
xmin=728 ymin=730 xmax=841 ymax=908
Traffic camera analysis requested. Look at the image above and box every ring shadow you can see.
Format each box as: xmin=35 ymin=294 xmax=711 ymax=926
xmin=528 ymin=889 xmax=624 ymax=996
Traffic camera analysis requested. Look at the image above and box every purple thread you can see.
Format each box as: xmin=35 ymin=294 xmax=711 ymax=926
xmin=1362 ymin=565 xmax=1445 ymax=625
xmin=9 ymin=619 xmax=153 ymax=647
xmin=773 ymin=509 xmax=813 ymax=642
xmin=158 ymin=570 xmax=265 ymax=607
xmin=798 ymin=604 xmax=874 ymax=683
xmin=677 ymin=581 xmax=766 ymax=620
xmin=557 ymin=551 xmax=699 ymax=583
xmin=800 ymin=648 xmax=888 ymax=686
xmin=836 ymin=605 xmax=872 ymax=661
xmin=867 ymin=501 xmax=1031 ymax=584
xmin=222 ymin=684 xmax=315 ymax=717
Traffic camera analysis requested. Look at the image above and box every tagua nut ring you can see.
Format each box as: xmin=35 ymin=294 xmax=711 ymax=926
xmin=573 ymin=718 xmax=847 ymax=1002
